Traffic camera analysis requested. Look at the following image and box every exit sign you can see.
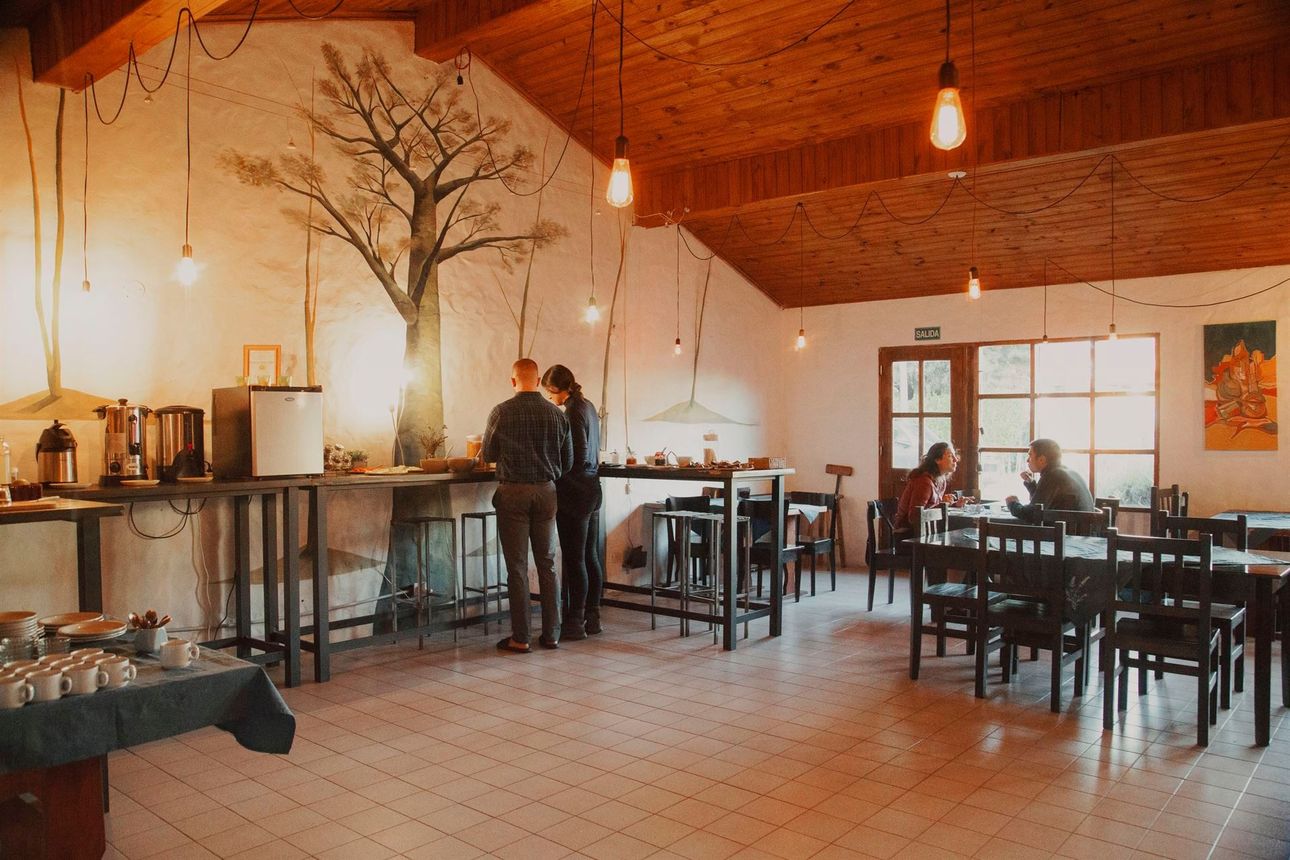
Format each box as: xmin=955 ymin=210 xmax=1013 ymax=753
xmin=914 ymin=326 xmax=941 ymax=341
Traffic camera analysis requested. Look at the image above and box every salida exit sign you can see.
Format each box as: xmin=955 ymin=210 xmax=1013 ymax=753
xmin=914 ymin=326 xmax=941 ymax=341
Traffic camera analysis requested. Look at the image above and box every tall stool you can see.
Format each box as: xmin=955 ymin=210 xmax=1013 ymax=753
xmin=394 ymin=515 xmax=459 ymax=647
xmin=651 ymin=510 xmax=751 ymax=641
xmin=461 ymin=510 xmax=505 ymax=633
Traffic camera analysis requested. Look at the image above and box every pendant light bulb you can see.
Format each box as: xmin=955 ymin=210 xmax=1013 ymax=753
xmin=967 ymin=265 xmax=981 ymax=300
xmin=81 ymin=279 xmax=92 ymax=293
xmin=930 ymin=61 xmax=967 ymax=151
xmin=584 ymin=296 xmax=601 ymax=324
xmin=176 ymin=243 xmax=197 ymax=287
xmin=1108 ymin=321 xmax=1118 ymax=341
xmin=795 ymin=328 xmax=807 ymax=351
xmin=673 ymin=337 xmax=682 ymax=356
xmin=606 ymin=135 xmax=634 ymax=208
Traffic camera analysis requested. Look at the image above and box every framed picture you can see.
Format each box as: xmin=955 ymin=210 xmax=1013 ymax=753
xmin=1203 ymin=321 xmax=1277 ymax=451
xmin=243 ymin=344 xmax=282 ymax=386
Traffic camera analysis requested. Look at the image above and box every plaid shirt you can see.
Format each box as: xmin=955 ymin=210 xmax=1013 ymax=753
xmin=482 ymin=391 xmax=572 ymax=483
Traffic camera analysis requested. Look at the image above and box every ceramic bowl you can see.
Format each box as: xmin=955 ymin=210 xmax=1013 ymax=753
xmin=419 ymin=458 xmax=449 ymax=474
xmin=447 ymin=457 xmax=476 ymax=474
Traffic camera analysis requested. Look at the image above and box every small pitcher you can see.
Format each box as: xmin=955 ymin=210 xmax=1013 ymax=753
xmin=134 ymin=626 xmax=168 ymax=655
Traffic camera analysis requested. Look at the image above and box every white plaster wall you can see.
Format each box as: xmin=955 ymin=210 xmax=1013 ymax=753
xmin=780 ymin=267 xmax=1290 ymax=545
xmin=0 ymin=22 xmax=783 ymax=633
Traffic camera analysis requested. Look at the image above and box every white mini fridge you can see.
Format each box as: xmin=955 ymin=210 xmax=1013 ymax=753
xmin=212 ymin=386 xmax=324 ymax=478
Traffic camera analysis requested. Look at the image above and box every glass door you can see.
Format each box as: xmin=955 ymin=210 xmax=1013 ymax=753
xmin=878 ymin=345 xmax=976 ymax=501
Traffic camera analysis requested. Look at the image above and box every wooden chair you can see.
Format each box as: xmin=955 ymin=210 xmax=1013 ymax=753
xmin=741 ymin=499 xmax=804 ymax=598
xmin=975 ymin=519 xmax=1091 ymax=712
xmin=664 ymin=495 xmax=712 ymax=586
xmin=865 ymin=499 xmax=905 ymax=611
xmin=1103 ymin=531 xmax=1220 ymax=746
xmin=1041 ymin=507 xmax=1112 ymax=537
xmin=1150 ymin=484 xmax=1190 ymax=520
xmin=826 ymin=464 xmax=853 ymax=565
xmin=1094 ymin=497 xmax=1121 ymax=527
xmin=788 ymin=491 xmax=837 ymax=596
xmin=1155 ymin=512 xmax=1248 ymax=709
xmin=910 ymin=505 xmax=998 ymax=679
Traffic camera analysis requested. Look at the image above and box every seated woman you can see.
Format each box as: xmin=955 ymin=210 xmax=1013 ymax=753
xmin=894 ymin=442 xmax=966 ymax=538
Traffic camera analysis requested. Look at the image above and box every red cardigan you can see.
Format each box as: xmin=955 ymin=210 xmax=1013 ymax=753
xmin=895 ymin=472 xmax=946 ymax=531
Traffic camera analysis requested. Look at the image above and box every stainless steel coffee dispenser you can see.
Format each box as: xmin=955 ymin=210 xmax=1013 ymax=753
xmin=155 ymin=405 xmax=206 ymax=482
xmin=94 ymin=398 xmax=150 ymax=485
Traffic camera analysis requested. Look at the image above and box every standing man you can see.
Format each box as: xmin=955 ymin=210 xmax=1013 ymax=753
xmin=483 ymin=358 xmax=572 ymax=653
xmin=1005 ymin=438 xmax=1094 ymax=523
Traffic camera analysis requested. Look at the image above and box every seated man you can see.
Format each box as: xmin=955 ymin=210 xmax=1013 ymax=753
xmin=1005 ymin=437 xmax=1094 ymax=524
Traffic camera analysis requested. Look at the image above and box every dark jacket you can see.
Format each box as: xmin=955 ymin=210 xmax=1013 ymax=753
xmin=559 ymin=394 xmax=600 ymax=486
xmin=1007 ymin=465 xmax=1094 ymax=524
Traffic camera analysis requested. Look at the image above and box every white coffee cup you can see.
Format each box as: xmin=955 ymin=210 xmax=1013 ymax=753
xmin=0 ymin=675 xmax=34 ymax=709
xmin=65 ymin=663 xmax=109 ymax=695
xmin=160 ymin=640 xmax=200 ymax=669
xmin=4 ymin=659 xmax=41 ymax=677
xmin=676 ymin=456 xmax=694 ymax=467
xmin=37 ymin=654 xmax=66 ymax=666
xmin=70 ymin=648 xmax=105 ymax=663
xmin=29 ymin=669 xmax=72 ymax=702
xmin=95 ymin=656 xmax=137 ymax=689
xmin=49 ymin=658 xmax=82 ymax=674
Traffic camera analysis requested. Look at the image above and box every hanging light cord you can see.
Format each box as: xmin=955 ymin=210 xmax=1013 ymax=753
xmin=81 ymin=89 xmax=90 ymax=286
xmin=944 ymin=0 xmax=951 ymax=64
xmin=798 ymin=202 xmax=805 ymax=319
xmin=184 ymin=22 xmax=193 ymax=250
xmin=1110 ymin=157 xmax=1116 ymax=327
xmin=617 ymin=0 xmax=625 ymax=139
xmin=588 ymin=0 xmax=597 ymax=302
xmin=675 ymin=222 xmax=682 ymax=340
xmin=1042 ymin=259 xmax=1049 ymax=339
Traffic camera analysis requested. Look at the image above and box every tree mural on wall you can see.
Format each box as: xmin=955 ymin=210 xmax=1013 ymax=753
xmin=224 ymin=44 xmax=563 ymax=455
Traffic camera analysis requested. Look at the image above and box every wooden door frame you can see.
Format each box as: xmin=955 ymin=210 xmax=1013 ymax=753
xmin=877 ymin=344 xmax=979 ymax=501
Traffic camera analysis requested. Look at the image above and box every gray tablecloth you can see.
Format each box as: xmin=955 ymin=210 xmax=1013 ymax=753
xmin=1214 ymin=510 xmax=1290 ymax=549
xmin=0 ymin=647 xmax=294 ymax=774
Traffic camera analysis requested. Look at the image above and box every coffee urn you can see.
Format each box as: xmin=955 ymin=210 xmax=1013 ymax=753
xmin=36 ymin=420 xmax=78 ymax=485
xmin=155 ymin=405 xmax=207 ymax=482
xmin=94 ymin=398 xmax=151 ymax=485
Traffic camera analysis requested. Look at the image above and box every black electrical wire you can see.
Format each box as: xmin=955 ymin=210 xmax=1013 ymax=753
xmin=285 ymin=0 xmax=345 ymax=20
xmin=1045 ymin=258 xmax=1290 ymax=309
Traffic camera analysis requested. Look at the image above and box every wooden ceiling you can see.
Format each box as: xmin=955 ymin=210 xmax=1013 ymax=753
xmin=12 ymin=0 xmax=1290 ymax=306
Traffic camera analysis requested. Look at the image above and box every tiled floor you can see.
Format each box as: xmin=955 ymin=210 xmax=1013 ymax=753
xmin=104 ymin=570 xmax=1289 ymax=859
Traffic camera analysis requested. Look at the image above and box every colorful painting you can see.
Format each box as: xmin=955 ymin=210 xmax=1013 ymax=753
xmin=1204 ymin=321 xmax=1277 ymax=450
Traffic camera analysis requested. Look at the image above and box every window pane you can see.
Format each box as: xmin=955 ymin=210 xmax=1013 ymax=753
xmin=978 ymin=451 xmax=1029 ymax=501
xmin=1095 ymin=395 xmax=1155 ymax=449
xmin=923 ymin=417 xmax=952 ymax=450
xmin=892 ymin=361 xmax=919 ymax=412
xmin=923 ymin=360 xmax=950 ymax=412
xmin=1094 ymin=454 xmax=1154 ymax=507
xmin=1036 ymin=397 xmax=1091 ymax=449
xmin=979 ymin=344 xmax=1030 ymax=394
xmin=1036 ymin=340 xmax=1092 ymax=393
xmin=1096 ymin=337 xmax=1155 ymax=392
xmin=980 ymin=398 xmax=1031 ymax=447
xmin=892 ymin=417 xmax=919 ymax=468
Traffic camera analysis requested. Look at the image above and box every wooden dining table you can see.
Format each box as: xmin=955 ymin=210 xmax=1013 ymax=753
xmin=908 ymin=526 xmax=1289 ymax=746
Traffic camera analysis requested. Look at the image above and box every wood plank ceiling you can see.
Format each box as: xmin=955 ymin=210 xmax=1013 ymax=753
xmin=13 ymin=0 xmax=1290 ymax=306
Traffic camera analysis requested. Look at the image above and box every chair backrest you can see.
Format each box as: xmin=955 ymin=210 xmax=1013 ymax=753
xmin=866 ymin=498 xmax=902 ymax=561
xmin=703 ymin=486 xmax=751 ymax=500
xmin=918 ymin=504 xmax=949 ymax=540
xmin=1108 ymin=530 xmax=1213 ymax=633
xmin=977 ymin=519 xmax=1068 ymax=616
xmin=1042 ymin=506 xmax=1112 ymax=537
xmin=826 ymin=463 xmax=853 ymax=498
xmin=1155 ymin=512 xmax=1248 ymax=551
xmin=1150 ymin=484 xmax=1190 ymax=520
xmin=788 ymin=491 xmax=838 ymax=540
xmin=665 ymin=495 xmax=712 ymax=546
xmin=1093 ymin=497 xmax=1121 ymax=527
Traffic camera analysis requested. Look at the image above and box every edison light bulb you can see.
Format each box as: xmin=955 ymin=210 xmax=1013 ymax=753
xmin=1108 ymin=322 xmax=1118 ymax=341
xmin=176 ymin=243 xmax=197 ymax=287
xmin=967 ymin=266 xmax=981 ymax=300
xmin=930 ymin=62 xmax=966 ymax=151
xmin=584 ymin=296 xmax=601 ymax=323
xmin=673 ymin=337 xmax=682 ymax=356
xmin=606 ymin=135 xmax=634 ymax=208
xmin=795 ymin=328 xmax=807 ymax=351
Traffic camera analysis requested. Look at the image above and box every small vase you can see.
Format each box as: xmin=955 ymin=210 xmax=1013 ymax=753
xmin=135 ymin=627 xmax=168 ymax=655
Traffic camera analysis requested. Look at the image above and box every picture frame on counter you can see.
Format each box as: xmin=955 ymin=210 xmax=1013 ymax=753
xmin=242 ymin=344 xmax=282 ymax=386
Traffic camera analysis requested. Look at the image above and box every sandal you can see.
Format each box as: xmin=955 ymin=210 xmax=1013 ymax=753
xmin=496 ymin=637 xmax=531 ymax=654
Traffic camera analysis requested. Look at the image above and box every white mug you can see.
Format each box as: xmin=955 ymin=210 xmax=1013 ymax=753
xmin=4 ymin=659 xmax=41 ymax=677
xmin=65 ymin=663 xmax=109 ymax=695
xmin=29 ymin=669 xmax=72 ymax=702
xmin=70 ymin=648 xmax=105 ymax=663
xmin=95 ymin=656 xmax=137 ymax=689
xmin=160 ymin=640 xmax=200 ymax=669
xmin=0 ymin=675 xmax=34 ymax=709
xmin=676 ymin=456 xmax=694 ymax=467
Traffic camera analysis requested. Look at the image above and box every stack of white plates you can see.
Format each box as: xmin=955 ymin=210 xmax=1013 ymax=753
xmin=38 ymin=612 xmax=103 ymax=637
xmin=58 ymin=619 xmax=129 ymax=641
xmin=0 ymin=611 xmax=38 ymax=642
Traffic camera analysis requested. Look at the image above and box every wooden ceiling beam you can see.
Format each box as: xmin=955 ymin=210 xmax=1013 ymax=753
xmin=414 ymin=0 xmax=563 ymax=64
xmin=27 ymin=0 xmax=229 ymax=90
xmin=636 ymin=44 xmax=1290 ymax=223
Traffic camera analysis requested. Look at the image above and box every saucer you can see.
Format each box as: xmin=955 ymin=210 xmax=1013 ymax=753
xmin=176 ymin=475 xmax=215 ymax=484
xmin=120 ymin=479 xmax=160 ymax=487
xmin=48 ymin=482 xmax=93 ymax=490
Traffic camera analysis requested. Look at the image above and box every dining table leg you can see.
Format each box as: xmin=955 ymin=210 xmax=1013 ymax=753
xmin=1253 ymin=577 xmax=1274 ymax=746
xmin=234 ymin=496 xmax=253 ymax=658
xmin=722 ymin=475 xmax=737 ymax=651
xmin=76 ymin=518 xmax=104 ymax=613
xmin=282 ymin=485 xmax=301 ymax=688
xmin=909 ymin=541 xmax=922 ymax=680
xmin=310 ymin=487 xmax=331 ymax=683
xmin=769 ymin=476 xmax=784 ymax=637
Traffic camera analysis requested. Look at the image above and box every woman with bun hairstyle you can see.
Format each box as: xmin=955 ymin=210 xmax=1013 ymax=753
xmin=540 ymin=364 xmax=604 ymax=638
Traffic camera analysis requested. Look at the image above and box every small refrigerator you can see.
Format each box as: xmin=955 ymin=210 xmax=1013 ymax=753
xmin=212 ymin=386 xmax=324 ymax=478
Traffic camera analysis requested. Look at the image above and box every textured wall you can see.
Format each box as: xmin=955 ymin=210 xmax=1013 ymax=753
xmin=0 ymin=22 xmax=785 ymax=636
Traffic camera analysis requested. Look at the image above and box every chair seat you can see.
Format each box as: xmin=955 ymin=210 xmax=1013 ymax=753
xmin=1179 ymin=600 xmax=1246 ymax=625
xmin=799 ymin=536 xmax=833 ymax=549
xmin=924 ymin=583 xmax=1004 ymax=603
xmin=1114 ymin=617 xmax=1221 ymax=657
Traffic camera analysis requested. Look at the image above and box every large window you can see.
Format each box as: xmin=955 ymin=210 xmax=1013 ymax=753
xmin=977 ymin=336 xmax=1158 ymax=507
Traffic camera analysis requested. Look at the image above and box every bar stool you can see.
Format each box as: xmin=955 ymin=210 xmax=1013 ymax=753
xmin=651 ymin=510 xmax=752 ymax=642
xmin=461 ymin=510 xmax=505 ymax=633
xmin=394 ymin=514 xmax=459 ymax=647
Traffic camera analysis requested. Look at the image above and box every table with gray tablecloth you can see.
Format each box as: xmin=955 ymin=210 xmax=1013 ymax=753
xmin=0 ymin=646 xmax=294 ymax=775
xmin=1214 ymin=510 xmax=1290 ymax=549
